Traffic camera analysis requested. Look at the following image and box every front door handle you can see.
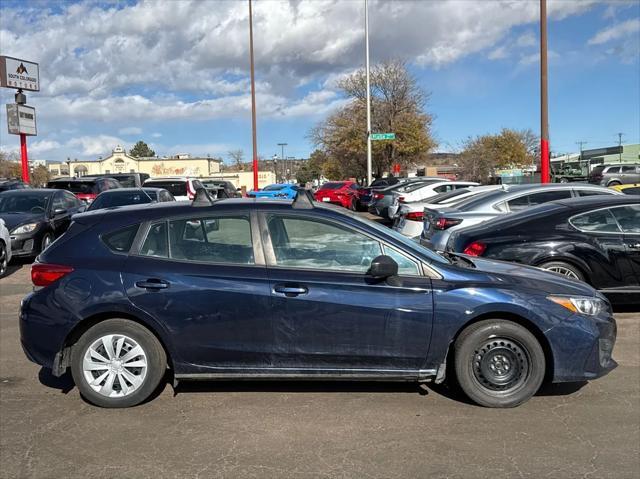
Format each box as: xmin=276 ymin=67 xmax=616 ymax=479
xmin=274 ymin=284 xmax=308 ymax=297
xmin=136 ymin=279 xmax=170 ymax=290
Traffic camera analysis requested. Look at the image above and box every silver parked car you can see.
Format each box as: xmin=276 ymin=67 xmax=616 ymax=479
xmin=420 ymin=183 xmax=623 ymax=251
xmin=588 ymin=164 xmax=640 ymax=187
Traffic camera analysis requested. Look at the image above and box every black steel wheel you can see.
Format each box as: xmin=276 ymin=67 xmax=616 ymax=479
xmin=454 ymin=320 xmax=545 ymax=408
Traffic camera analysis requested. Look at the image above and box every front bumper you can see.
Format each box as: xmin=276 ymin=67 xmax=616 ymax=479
xmin=547 ymin=309 xmax=617 ymax=382
xmin=10 ymin=233 xmax=38 ymax=257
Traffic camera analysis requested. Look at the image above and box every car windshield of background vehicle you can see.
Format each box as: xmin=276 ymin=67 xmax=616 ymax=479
xmin=319 ymin=182 xmax=344 ymax=190
xmin=91 ymin=192 xmax=155 ymax=210
xmin=569 ymin=209 xmax=621 ymax=233
xmin=263 ymin=185 xmax=286 ymax=191
xmin=145 ymin=182 xmax=187 ymax=197
xmin=0 ymin=194 xmax=50 ymax=213
xmin=49 ymin=181 xmax=98 ymax=194
xmin=268 ymin=215 xmax=382 ymax=272
xmin=610 ymin=205 xmax=640 ymax=233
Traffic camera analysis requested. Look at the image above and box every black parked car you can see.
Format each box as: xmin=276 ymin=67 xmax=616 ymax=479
xmin=0 ymin=189 xmax=86 ymax=257
xmin=0 ymin=179 xmax=30 ymax=192
xmin=87 ymin=188 xmax=175 ymax=211
xmin=83 ymin=173 xmax=150 ymax=188
xmin=447 ymin=196 xmax=640 ymax=303
xmin=200 ymin=179 xmax=241 ymax=198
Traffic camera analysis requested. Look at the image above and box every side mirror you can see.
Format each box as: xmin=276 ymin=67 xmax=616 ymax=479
xmin=367 ymin=255 xmax=398 ymax=279
xmin=53 ymin=207 xmax=67 ymax=216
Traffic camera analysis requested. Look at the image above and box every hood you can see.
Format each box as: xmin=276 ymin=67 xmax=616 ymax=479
xmin=450 ymin=254 xmax=597 ymax=297
xmin=0 ymin=212 xmax=45 ymax=232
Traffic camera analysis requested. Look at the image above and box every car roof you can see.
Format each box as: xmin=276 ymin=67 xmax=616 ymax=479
xmin=97 ymin=187 xmax=165 ymax=194
xmin=552 ymin=195 xmax=640 ymax=208
xmin=49 ymin=177 xmax=101 ymax=182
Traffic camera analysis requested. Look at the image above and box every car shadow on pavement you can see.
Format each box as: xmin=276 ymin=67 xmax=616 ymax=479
xmin=174 ymin=379 xmax=430 ymax=396
xmin=38 ymin=368 xmax=75 ymax=394
xmin=3 ymin=257 xmax=32 ymax=279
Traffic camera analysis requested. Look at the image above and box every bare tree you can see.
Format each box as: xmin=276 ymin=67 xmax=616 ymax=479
xmin=227 ymin=149 xmax=245 ymax=171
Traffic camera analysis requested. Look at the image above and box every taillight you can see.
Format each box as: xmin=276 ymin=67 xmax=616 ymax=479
xmin=398 ymin=196 xmax=405 ymax=202
xmin=373 ymin=193 xmax=385 ymax=200
xmin=405 ymin=212 xmax=423 ymax=221
xmin=434 ymin=217 xmax=462 ymax=230
xmin=463 ymin=241 xmax=486 ymax=256
xmin=31 ymin=263 xmax=74 ymax=287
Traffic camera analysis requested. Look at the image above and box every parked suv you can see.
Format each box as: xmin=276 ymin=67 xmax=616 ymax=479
xmin=83 ymin=173 xmax=150 ymax=188
xmin=21 ymin=193 xmax=617 ymax=409
xmin=143 ymin=177 xmax=204 ymax=201
xmin=47 ymin=177 xmax=122 ymax=204
xmin=589 ymin=164 xmax=640 ymax=187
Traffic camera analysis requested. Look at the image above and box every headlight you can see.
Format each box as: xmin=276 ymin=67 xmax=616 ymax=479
xmin=11 ymin=223 xmax=39 ymax=235
xmin=547 ymin=295 xmax=606 ymax=316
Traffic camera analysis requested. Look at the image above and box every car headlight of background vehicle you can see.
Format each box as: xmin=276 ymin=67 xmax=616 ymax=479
xmin=548 ymin=295 xmax=607 ymax=316
xmin=11 ymin=223 xmax=39 ymax=235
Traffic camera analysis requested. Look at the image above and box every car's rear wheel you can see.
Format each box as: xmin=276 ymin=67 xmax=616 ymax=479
xmin=70 ymin=319 xmax=167 ymax=408
xmin=454 ymin=320 xmax=545 ymax=408
xmin=349 ymin=197 xmax=357 ymax=211
xmin=0 ymin=241 xmax=7 ymax=278
xmin=607 ymin=181 xmax=621 ymax=187
xmin=539 ymin=260 xmax=585 ymax=281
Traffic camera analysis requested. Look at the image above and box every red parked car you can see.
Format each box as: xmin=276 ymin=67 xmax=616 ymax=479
xmin=46 ymin=177 xmax=122 ymax=204
xmin=314 ymin=181 xmax=359 ymax=209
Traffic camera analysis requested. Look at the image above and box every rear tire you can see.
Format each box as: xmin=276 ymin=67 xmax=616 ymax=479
xmin=70 ymin=319 xmax=167 ymax=408
xmin=539 ymin=260 xmax=585 ymax=282
xmin=454 ymin=320 xmax=545 ymax=408
xmin=607 ymin=181 xmax=621 ymax=187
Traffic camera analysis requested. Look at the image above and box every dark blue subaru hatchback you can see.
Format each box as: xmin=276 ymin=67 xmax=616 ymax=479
xmin=20 ymin=191 xmax=617 ymax=408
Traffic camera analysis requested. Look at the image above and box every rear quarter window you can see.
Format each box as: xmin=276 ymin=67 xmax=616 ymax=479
xmin=102 ymin=225 xmax=139 ymax=253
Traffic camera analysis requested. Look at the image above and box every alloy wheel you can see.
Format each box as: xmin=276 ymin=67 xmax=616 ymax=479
xmin=0 ymin=243 xmax=7 ymax=277
xmin=544 ymin=265 xmax=579 ymax=279
xmin=82 ymin=334 xmax=148 ymax=398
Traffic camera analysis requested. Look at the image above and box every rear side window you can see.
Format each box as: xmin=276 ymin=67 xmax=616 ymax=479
xmin=610 ymin=205 xmax=640 ymax=233
xmin=569 ymin=209 xmax=620 ymax=233
xmin=621 ymin=166 xmax=638 ymax=173
xmin=576 ymin=189 xmax=610 ymax=197
xmin=140 ymin=222 xmax=169 ymax=257
xmin=102 ymin=225 xmax=139 ymax=253
xmin=508 ymin=190 xmax=572 ymax=211
xmin=168 ymin=216 xmax=254 ymax=264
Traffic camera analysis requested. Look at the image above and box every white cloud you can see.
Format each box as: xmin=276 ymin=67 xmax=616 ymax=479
xmin=118 ymin=126 xmax=143 ymax=135
xmin=516 ymin=31 xmax=537 ymax=48
xmin=588 ymin=18 xmax=640 ymax=45
xmin=29 ymin=140 xmax=62 ymax=155
xmin=67 ymin=135 xmax=126 ymax=156
xmin=151 ymin=132 xmax=162 ymax=138
xmin=488 ymin=46 xmax=509 ymax=60
xmin=518 ymin=50 xmax=559 ymax=67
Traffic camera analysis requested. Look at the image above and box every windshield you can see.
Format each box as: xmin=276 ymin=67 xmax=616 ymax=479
xmin=263 ymin=185 xmax=286 ymax=191
xmin=201 ymin=181 xmax=228 ymax=189
xmin=144 ymin=181 xmax=187 ymax=197
xmin=48 ymin=181 xmax=98 ymax=194
xmin=88 ymin=190 xmax=156 ymax=210
xmin=454 ymin=189 xmax=510 ymax=212
xmin=346 ymin=209 xmax=450 ymax=264
xmin=0 ymin=193 xmax=50 ymax=213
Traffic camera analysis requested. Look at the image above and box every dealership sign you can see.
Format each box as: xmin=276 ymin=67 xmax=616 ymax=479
xmin=6 ymin=104 xmax=37 ymax=136
xmin=0 ymin=56 xmax=40 ymax=91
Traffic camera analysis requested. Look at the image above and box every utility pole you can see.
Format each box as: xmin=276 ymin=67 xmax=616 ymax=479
xmin=249 ymin=0 xmax=259 ymax=190
xmin=617 ymin=132 xmax=624 ymax=162
xmin=278 ymin=143 xmax=287 ymax=182
xmin=365 ymin=0 xmax=372 ymax=186
xmin=576 ymin=141 xmax=587 ymax=160
xmin=539 ymin=0 xmax=550 ymax=183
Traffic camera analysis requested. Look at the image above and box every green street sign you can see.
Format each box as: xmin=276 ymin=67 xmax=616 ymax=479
xmin=370 ymin=132 xmax=395 ymax=140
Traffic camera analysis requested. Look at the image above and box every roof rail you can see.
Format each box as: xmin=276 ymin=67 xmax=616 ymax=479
xmin=292 ymin=189 xmax=315 ymax=209
xmin=192 ymin=187 xmax=216 ymax=207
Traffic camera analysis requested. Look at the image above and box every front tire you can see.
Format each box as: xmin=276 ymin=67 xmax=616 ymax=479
xmin=0 ymin=241 xmax=7 ymax=278
xmin=454 ymin=320 xmax=545 ymax=408
xmin=40 ymin=232 xmax=54 ymax=253
xmin=70 ymin=319 xmax=167 ymax=408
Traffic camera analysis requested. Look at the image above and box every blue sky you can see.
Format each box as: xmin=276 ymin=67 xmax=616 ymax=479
xmin=0 ymin=0 xmax=638 ymax=164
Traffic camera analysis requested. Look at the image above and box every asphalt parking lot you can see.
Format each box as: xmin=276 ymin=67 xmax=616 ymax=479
xmin=1 ymin=262 xmax=639 ymax=479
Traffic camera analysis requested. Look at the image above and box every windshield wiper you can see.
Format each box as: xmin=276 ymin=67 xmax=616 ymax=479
xmin=442 ymin=251 xmax=476 ymax=268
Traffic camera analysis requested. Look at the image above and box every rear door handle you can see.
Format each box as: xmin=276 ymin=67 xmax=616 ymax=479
xmin=274 ymin=284 xmax=308 ymax=297
xmin=136 ymin=279 xmax=170 ymax=290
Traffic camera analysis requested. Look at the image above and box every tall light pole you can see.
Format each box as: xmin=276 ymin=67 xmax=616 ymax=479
xmin=278 ymin=142 xmax=287 ymax=182
xmin=365 ymin=0 xmax=372 ymax=185
xmin=617 ymin=132 xmax=624 ymax=162
xmin=249 ymin=0 xmax=259 ymax=190
xmin=540 ymin=0 xmax=550 ymax=183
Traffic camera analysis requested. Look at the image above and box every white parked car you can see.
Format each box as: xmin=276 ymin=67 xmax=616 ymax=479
xmin=392 ymin=185 xmax=503 ymax=238
xmin=0 ymin=218 xmax=12 ymax=278
xmin=387 ymin=181 xmax=479 ymax=219
xmin=143 ymin=177 xmax=205 ymax=201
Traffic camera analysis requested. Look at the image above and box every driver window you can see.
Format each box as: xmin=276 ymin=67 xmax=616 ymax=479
xmin=51 ymin=193 xmax=65 ymax=211
xmin=267 ymin=215 xmax=382 ymax=272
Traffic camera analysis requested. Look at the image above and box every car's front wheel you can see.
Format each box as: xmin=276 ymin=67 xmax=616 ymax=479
xmin=0 ymin=241 xmax=7 ymax=278
xmin=40 ymin=232 xmax=54 ymax=252
xmin=454 ymin=320 xmax=546 ymax=408
xmin=70 ymin=319 xmax=167 ymax=408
